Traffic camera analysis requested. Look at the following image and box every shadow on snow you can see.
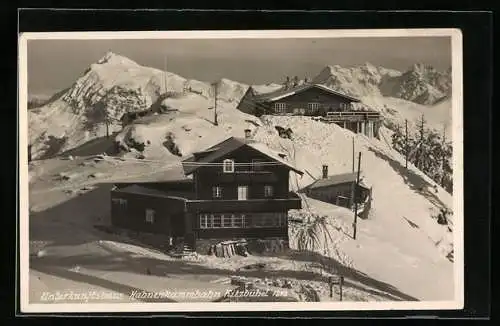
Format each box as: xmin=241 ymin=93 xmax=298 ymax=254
xmin=28 ymin=182 xmax=418 ymax=302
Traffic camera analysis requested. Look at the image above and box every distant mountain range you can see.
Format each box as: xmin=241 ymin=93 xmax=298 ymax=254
xmin=28 ymin=52 xmax=452 ymax=160
xmin=312 ymin=62 xmax=451 ymax=105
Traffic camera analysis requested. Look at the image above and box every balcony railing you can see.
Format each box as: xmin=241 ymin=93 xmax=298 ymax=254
xmin=322 ymin=111 xmax=382 ymax=122
xmin=186 ymin=195 xmax=302 ymax=213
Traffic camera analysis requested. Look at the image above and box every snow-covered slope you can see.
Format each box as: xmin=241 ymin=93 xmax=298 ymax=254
xmin=251 ymin=116 xmax=454 ymax=300
xmin=115 ymin=94 xmax=262 ymax=160
xmin=28 ymin=52 xmax=261 ymax=160
xmin=74 ymin=111 xmax=455 ymax=301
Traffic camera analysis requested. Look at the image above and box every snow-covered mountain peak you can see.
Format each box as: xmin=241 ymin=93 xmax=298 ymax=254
xmin=96 ymin=51 xmax=140 ymax=67
xmin=359 ymin=62 xmax=380 ymax=75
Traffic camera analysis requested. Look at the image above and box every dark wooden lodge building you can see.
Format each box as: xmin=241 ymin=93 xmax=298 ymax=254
xmin=237 ymin=83 xmax=382 ymax=138
xmin=110 ymin=129 xmax=303 ymax=253
xmin=302 ymin=165 xmax=372 ymax=218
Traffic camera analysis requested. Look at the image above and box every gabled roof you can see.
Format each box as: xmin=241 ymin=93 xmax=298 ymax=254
xmin=254 ymin=83 xmax=361 ymax=103
xmin=182 ymin=137 xmax=303 ymax=175
xmin=306 ymin=172 xmax=368 ymax=190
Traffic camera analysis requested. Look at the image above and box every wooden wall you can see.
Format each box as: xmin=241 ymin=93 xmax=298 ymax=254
xmin=269 ymin=87 xmax=355 ymax=115
xmin=194 ymin=145 xmax=291 ymax=200
xmin=110 ymin=191 xmax=186 ymax=237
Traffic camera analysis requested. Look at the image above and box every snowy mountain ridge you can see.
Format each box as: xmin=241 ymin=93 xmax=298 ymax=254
xmin=312 ymin=62 xmax=451 ymax=105
xmin=28 ymin=52 xmax=451 ymax=160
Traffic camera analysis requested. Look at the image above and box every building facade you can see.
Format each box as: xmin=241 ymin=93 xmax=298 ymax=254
xmin=237 ymin=83 xmax=382 ymax=138
xmin=302 ymin=165 xmax=372 ymax=214
xmin=110 ymin=131 xmax=303 ymax=253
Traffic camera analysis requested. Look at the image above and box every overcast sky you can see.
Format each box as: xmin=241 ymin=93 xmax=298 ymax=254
xmin=27 ymin=37 xmax=451 ymax=96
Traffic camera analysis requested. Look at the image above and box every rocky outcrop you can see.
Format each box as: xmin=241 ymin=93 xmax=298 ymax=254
xmin=312 ymin=62 xmax=451 ymax=105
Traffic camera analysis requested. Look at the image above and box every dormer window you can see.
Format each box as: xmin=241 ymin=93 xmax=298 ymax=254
xmin=222 ymin=159 xmax=235 ymax=173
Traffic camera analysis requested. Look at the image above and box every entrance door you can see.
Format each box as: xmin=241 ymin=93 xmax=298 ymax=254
xmin=237 ymin=186 xmax=248 ymax=200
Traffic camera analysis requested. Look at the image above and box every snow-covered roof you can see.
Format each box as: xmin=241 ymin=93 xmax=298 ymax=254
xmin=245 ymin=141 xmax=302 ymax=174
xmin=114 ymin=184 xmax=195 ymax=200
xmin=307 ymin=172 xmax=369 ymax=190
xmin=254 ymin=83 xmax=361 ymax=103
xmin=182 ymin=137 xmax=303 ymax=175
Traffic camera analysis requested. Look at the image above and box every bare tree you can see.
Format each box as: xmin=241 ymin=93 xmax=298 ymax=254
xmin=416 ymin=114 xmax=426 ymax=170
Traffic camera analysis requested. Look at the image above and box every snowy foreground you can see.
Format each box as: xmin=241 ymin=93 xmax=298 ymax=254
xmin=28 ymin=110 xmax=455 ymax=304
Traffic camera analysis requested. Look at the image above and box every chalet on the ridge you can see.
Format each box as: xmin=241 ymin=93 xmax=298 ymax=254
xmin=302 ymin=165 xmax=372 ymax=219
xmin=237 ymin=83 xmax=382 ymax=138
xmin=110 ymin=129 xmax=303 ymax=254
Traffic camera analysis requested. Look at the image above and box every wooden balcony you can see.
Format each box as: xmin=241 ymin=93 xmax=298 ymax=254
xmin=321 ymin=111 xmax=382 ymax=122
xmin=186 ymin=194 xmax=302 ymax=213
xmin=210 ymin=171 xmax=279 ymax=183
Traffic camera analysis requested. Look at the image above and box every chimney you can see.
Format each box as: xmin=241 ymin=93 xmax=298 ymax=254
xmin=322 ymin=165 xmax=328 ymax=179
xmin=244 ymin=129 xmax=252 ymax=139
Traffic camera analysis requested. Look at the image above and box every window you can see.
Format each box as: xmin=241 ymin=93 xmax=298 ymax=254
xmin=221 ymin=214 xmax=231 ymax=228
xmin=264 ymin=185 xmax=274 ymax=198
xmin=145 ymin=209 xmax=155 ymax=224
xmin=222 ymin=159 xmax=234 ymax=173
xmin=212 ymin=214 xmax=221 ymax=228
xmin=199 ymin=213 xmax=248 ymax=229
xmin=112 ymin=198 xmax=127 ymax=208
xmin=308 ymin=103 xmax=320 ymax=112
xmin=198 ymin=213 xmax=286 ymax=229
xmin=237 ymin=186 xmax=248 ymax=200
xmin=251 ymin=212 xmax=287 ymax=228
xmin=200 ymin=214 xmax=209 ymax=228
xmin=233 ymin=214 xmax=247 ymax=228
xmin=212 ymin=186 xmax=222 ymax=199
xmin=340 ymin=103 xmax=350 ymax=111
xmin=274 ymin=103 xmax=287 ymax=113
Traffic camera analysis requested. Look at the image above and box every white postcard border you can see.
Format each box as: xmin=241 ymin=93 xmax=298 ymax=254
xmin=18 ymin=28 xmax=464 ymax=313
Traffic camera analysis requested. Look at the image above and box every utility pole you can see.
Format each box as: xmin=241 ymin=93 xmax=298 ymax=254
xmin=352 ymin=136 xmax=355 ymax=172
xmin=212 ymin=81 xmax=219 ymax=126
xmin=105 ymin=114 xmax=109 ymax=138
xmin=405 ymin=119 xmax=408 ymax=169
xmin=352 ymin=151 xmax=362 ymax=240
